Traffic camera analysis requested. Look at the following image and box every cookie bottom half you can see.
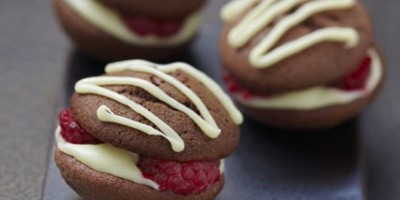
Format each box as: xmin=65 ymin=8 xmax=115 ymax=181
xmin=55 ymin=149 xmax=225 ymax=200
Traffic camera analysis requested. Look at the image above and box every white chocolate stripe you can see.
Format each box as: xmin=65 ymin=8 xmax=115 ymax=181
xmin=157 ymin=64 xmax=245 ymax=124
xmin=106 ymin=60 xmax=244 ymax=125
xmin=221 ymin=0 xmax=259 ymax=22
xmin=75 ymin=80 xmax=185 ymax=152
xmin=228 ymin=0 xmax=299 ymax=48
xmin=63 ymin=0 xmax=201 ymax=46
xmin=235 ymin=48 xmax=382 ymax=110
xmin=223 ymin=0 xmax=358 ymax=68
xmin=78 ymin=77 xmax=221 ymax=138
xmin=97 ymin=106 xmax=181 ymax=142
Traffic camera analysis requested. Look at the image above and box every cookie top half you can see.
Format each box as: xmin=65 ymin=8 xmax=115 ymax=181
xmin=70 ymin=60 xmax=243 ymax=161
xmin=220 ymin=0 xmax=374 ymax=93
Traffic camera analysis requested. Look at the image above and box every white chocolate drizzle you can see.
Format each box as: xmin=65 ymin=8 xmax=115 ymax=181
xmin=55 ymin=126 xmax=225 ymax=188
xmin=75 ymin=60 xmax=243 ymax=152
xmin=234 ymin=48 xmax=382 ymax=110
xmin=62 ymin=0 xmax=201 ymax=46
xmin=222 ymin=0 xmax=359 ymax=68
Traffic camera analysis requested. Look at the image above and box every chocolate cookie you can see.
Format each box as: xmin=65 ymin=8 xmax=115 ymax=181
xmin=220 ymin=0 xmax=385 ymax=130
xmin=53 ymin=0 xmax=206 ymax=61
xmin=220 ymin=0 xmax=373 ymax=93
xmin=54 ymin=60 xmax=242 ymax=199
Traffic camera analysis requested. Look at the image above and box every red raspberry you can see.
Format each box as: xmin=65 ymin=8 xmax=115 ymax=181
xmin=138 ymin=156 xmax=221 ymax=195
xmin=241 ymin=91 xmax=252 ymax=100
xmin=58 ymin=108 xmax=101 ymax=144
xmin=155 ymin=20 xmax=184 ymax=37
xmin=334 ymin=56 xmax=372 ymax=91
xmin=121 ymin=15 xmax=183 ymax=38
xmin=222 ymin=70 xmax=269 ymax=100
xmin=122 ymin=16 xmax=157 ymax=36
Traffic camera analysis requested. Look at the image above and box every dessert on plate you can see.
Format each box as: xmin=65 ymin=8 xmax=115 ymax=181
xmin=220 ymin=0 xmax=385 ymax=130
xmin=53 ymin=0 xmax=208 ymax=61
xmin=54 ymin=60 xmax=243 ymax=200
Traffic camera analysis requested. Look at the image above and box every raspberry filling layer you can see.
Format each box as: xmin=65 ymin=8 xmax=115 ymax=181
xmin=223 ymin=56 xmax=372 ymax=100
xmin=58 ymin=108 xmax=221 ymax=195
xmin=330 ymin=56 xmax=372 ymax=91
xmin=121 ymin=15 xmax=184 ymax=38
xmin=138 ymin=156 xmax=220 ymax=195
xmin=59 ymin=109 xmax=101 ymax=144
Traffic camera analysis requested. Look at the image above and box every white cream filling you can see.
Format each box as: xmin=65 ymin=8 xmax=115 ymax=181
xmin=63 ymin=0 xmax=201 ymax=46
xmin=55 ymin=126 xmax=159 ymax=189
xmin=56 ymin=126 xmax=225 ymax=188
xmin=234 ymin=48 xmax=382 ymax=110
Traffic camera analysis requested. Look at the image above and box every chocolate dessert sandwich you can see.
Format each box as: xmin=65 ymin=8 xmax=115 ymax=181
xmin=54 ymin=60 xmax=243 ymax=200
xmin=53 ymin=0 xmax=208 ymax=61
xmin=220 ymin=0 xmax=385 ymax=130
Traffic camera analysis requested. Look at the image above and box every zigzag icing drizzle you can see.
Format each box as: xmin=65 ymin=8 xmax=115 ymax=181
xmin=222 ymin=0 xmax=359 ymax=68
xmin=75 ymin=60 xmax=243 ymax=152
